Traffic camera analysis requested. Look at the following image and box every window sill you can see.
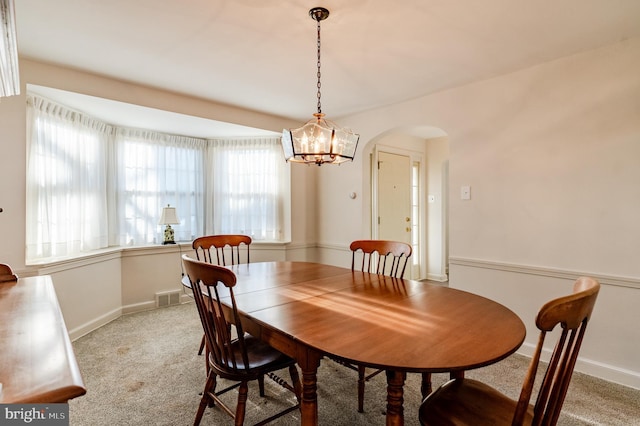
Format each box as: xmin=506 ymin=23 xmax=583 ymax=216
xmin=26 ymin=240 xmax=291 ymax=272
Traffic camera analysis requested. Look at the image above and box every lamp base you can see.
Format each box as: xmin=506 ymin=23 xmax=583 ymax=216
xmin=162 ymin=224 xmax=176 ymax=245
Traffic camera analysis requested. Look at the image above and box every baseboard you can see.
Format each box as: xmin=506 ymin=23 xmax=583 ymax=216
xmin=426 ymin=273 xmax=448 ymax=282
xmin=122 ymin=300 xmax=156 ymax=315
xmin=70 ymin=296 xmax=194 ymax=341
xmin=516 ymin=343 xmax=640 ymax=391
xmin=122 ymin=293 xmax=193 ymax=315
xmin=68 ymin=306 xmax=122 ymax=341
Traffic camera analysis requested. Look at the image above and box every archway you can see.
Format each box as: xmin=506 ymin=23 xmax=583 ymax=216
xmin=361 ymin=125 xmax=449 ymax=281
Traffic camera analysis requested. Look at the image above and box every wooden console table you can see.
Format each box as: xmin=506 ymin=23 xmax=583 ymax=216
xmin=0 ymin=274 xmax=86 ymax=403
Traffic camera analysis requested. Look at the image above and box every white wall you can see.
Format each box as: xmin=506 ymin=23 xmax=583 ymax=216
xmin=39 ymin=254 xmax=123 ymax=340
xmin=319 ymin=36 xmax=640 ymax=389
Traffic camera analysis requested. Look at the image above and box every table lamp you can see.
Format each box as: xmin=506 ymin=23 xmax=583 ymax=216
xmin=158 ymin=204 xmax=180 ymax=245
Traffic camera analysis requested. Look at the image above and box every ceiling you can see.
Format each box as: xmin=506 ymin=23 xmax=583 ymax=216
xmin=14 ymin=0 xmax=640 ymax=137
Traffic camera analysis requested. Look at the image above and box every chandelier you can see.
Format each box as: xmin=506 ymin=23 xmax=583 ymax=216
xmin=282 ymin=7 xmax=359 ymax=166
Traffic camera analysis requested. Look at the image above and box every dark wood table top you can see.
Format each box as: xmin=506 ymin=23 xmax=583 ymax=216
xmin=0 ymin=275 xmax=86 ymax=403
xmin=226 ymin=261 xmax=526 ymax=373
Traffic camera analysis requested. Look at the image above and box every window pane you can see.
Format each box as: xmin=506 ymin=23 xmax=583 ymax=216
xmin=116 ymin=130 xmax=205 ymax=245
xmin=208 ymin=138 xmax=286 ymax=241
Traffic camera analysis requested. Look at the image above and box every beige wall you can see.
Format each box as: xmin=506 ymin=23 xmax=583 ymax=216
xmin=327 ymin=36 xmax=640 ymax=388
xmin=1 ymin=36 xmax=638 ymax=388
xmin=0 ymin=92 xmax=27 ymax=269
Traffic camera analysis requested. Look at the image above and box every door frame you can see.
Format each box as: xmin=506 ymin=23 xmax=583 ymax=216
xmin=371 ymin=144 xmax=425 ymax=279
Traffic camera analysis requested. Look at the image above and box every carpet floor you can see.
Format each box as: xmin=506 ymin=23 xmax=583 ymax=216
xmin=69 ymin=302 xmax=640 ymax=425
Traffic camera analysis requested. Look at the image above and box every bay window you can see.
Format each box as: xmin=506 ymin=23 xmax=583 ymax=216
xmin=26 ymin=93 xmax=289 ymax=262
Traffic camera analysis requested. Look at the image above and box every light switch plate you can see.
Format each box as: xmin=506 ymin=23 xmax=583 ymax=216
xmin=461 ymin=185 xmax=471 ymax=200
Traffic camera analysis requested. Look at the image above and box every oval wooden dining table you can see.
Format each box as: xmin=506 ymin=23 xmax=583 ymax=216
xmin=190 ymin=260 xmax=526 ymax=426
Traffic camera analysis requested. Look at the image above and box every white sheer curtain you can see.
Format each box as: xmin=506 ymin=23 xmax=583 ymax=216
xmin=114 ymin=128 xmax=205 ymax=245
xmin=26 ymin=95 xmax=113 ymax=259
xmin=206 ymin=138 xmax=287 ymax=241
xmin=0 ymin=0 xmax=20 ymax=97
xmin=26 ymin=93 xmax=287 ymax=261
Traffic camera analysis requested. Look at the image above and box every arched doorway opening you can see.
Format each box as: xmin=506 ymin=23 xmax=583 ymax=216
xmin=361 ymin=125 xmax=449 ymax=281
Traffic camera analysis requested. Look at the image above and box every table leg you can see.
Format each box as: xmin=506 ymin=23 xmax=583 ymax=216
xmin=450 ymin=370 xmax=464 ymax=380
xmin=385 ymin=370 xmax=406 ymax=426
xmin=297 ymin=347 xmax=323 ymax=425
xmin=420 ymin=372 xmax=432 ymax=399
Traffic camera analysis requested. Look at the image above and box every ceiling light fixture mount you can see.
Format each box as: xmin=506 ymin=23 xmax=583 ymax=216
xmin=282 ymin=7 xmax=359 ymax=166
xmin=309 ymin=6 xmax=329 ymax=22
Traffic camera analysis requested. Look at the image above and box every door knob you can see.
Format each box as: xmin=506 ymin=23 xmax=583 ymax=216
xmin=405 ymin=217 xmax=410 ymax=222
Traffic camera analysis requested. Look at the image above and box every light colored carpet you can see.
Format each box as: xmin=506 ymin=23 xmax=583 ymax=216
xmin=69 ymin=302 xmax=640 ymax=425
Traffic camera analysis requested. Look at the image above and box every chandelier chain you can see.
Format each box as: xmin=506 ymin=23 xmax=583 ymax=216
xmin=316 ymin=19 xmax=322 ymax=114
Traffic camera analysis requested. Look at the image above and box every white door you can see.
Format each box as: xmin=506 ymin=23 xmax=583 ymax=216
xmin=377 ymin=151 xmax=412 ymax=246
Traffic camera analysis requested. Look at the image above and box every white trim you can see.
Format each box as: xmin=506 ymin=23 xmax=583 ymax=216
xmin=121 ymin=300 xmax=156 ymax=315
xmin=25 ymin=241 xmax=297 ymax=271
xmin=516 ymin=343 xmax=640 ymax=390
xmin=449 ymin=256 xmax=639 ymax=289
xmin=35 ymin=251 xmax=121 ymax=275
xmin=315 ymin=242 xmax=349 ymax=252
xmin=450 ymin=257 xmax=640 ymax=389
xmin=68 ymin=306 xmax=122 ymax=341
xmin=426 ymin=273 xmax=448 ymax=282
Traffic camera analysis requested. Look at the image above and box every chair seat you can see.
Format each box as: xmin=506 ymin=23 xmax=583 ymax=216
xmin=419 ymin=378 xmax=533 ymax=426
xmin=212 ymin=335 xmax=296 ymax=379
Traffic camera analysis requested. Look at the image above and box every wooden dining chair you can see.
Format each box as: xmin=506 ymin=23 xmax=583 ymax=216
xmin=350 ymin=239 xmax=411 ymax=279
xmin=191 ymin=235 xmax=252 ymax=355
xmin=182 ymin=255 xmax=302 ymax=426
xmin=419 ymin=277 xmax=600 ymax=426
xmin=335 ymin=239 xmax=427 ymax=413
xmin=192 ymin=234 xmax=251 ymax=266
xmin=0 ymin=263 xmax=18 ymax=283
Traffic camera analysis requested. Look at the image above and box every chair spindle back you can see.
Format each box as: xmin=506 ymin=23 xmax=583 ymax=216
xmin=192 ymin=234 xmax=251 ymax=266
xmin=513 ymin=277 xmax=600 ymax=426
xmin=350 ymin=240 xmax=412 ymax=278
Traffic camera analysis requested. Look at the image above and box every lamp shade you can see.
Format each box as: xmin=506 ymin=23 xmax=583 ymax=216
xmin=158 ymin=205 xmax=180 ymax=225
xmin=282 ymin=113 xmax=359 ymax=166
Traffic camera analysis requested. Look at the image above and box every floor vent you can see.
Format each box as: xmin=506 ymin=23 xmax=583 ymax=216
xmin=156 ymin=290 xmax=181 ymax=308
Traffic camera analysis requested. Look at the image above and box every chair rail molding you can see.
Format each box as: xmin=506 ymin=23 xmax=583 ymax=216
xmin=449 ymin=257 xmax=639 ymax=290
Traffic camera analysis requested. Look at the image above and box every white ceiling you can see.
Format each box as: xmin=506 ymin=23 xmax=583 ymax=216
xmin=15 ymin=0 xmax=640 ymax=137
